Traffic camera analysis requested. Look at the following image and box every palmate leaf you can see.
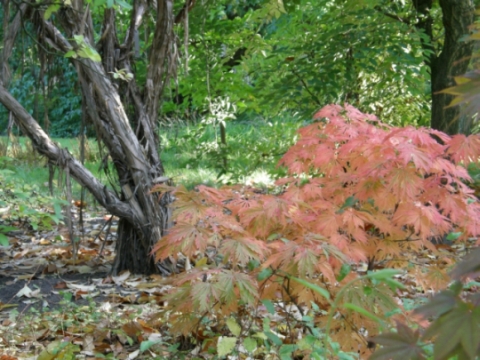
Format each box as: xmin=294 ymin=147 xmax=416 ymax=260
xmin=450 ymin=247 xmax=480 ymax=280
xmin=414 ymin=289 xmax=458 ymax=319
xmin=387 ymin=165 xmax=424 ymax=201
xmin=241 ymin=205 xmax=275 ymax=238
xmin=440 ymin=72 xmax=480 ymax=118
xmin=153 ymin=221 xmax=210 ymax=259
xmin=219 ymin=236 xmax=268 ymax=266
xmin=216 ymin=270 xmax=258 ymax=307
xmin=396 ymin=142 xmax=433 ymax=173
xmin=154 ymin=104 xmax=480 ymax=355
xmin=370 ymin=321 xmax=425 ymax=360
xmin=191 ymin=281 xmax=219 ymax=313
xmin=422 ymin=303 xmax=480 ymax=360
xmin=446 ymin=134 xmax=480 ymax=166
xmin=392 ymin=202 xmax=449 ymax=238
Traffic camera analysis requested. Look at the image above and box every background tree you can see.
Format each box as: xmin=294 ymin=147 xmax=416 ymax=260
xmin=403 ymin=0 xmax=475 ymax=134
xmin=167 ymin=0 xmax=476 ymax=134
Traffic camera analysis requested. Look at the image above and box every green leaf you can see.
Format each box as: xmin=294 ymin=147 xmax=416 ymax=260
xmin=382 ymin=278 xmax=406 ymax=291
xmin=336 ymin=263 xmax=351 ymax=282
xmin=371 ymin=322 xmax=424 ymax=360
xmin=191 ymin=282 xmax=216 ymax=312
xmin=446 ymin=232 xmax=462 ymax=241
xmin=80 ymin=45 xmax=102 ymax=62
xmin=420 ymin=301 xmax=480 ymax=360
xmin=217 ymin=336 xmax=237 ymax=357
xmin=53 ymin=200 xmax=65 ymax=222
xmin=226 ymin=317 xmax=241 ymax=337
xmin=140 ymin=339 xmax=161 ymax=352
xmin=257 ymin=267 xmax=273 ymax=281
xmin=247 ymin=259 xmax=260 ymax=271
xmin=363 ymin=286 xmax=373 ymax=295
xmin=265 ymin=331 xmax=283 ymax=346
xmin=336 ymin=196 xmax=358 ymax=213
xmin=343 ymin=196 xmax=357 ymax=208
xmin=279 ymin=344 xmax=297 ymax=360
xmin=450 ymin=248 xmax=480 ymax=280
xmin=366 ymin=269 xmax=401 ymax=280
xmin=0 ymin=225 xmax=18 ymax=232
xmin=414 ymin=290 xmax=457 ymax=319
xmin=290 ymin=276 xmax=330 ymax=300
xmin=115 ymin=0 xmax=132 ymax=10
xmin=73 ymin=35 xmax=84 ymax=44
xmin=44 ymin=4 xmax=60 ymax=20
xmin=261 ymin=299 xmax=275 ymax=314
xmin=460 ymin=310 xmax=480 ymax=359
xmin=343 ymin=303 xmax=384 ymax=324
xmin=0 ymin=233 xmax=9 ymax=247
xmin=449 ymin=280 xmax=463 ymax=295
xmin=243 ymin=337 xmax=257 ymax=353
xmin=64 ymin=50 xmax=77 ymax=58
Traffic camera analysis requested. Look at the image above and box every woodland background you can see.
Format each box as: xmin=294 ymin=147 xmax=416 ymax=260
xmin=0 ymin=0 xmax=480 ymax=359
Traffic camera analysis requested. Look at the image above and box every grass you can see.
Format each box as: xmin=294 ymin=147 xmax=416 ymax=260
xmin=160 ymin=116 xmax=302 ymax=187
xmin=0 ymin=115 xmax=302 ymax=198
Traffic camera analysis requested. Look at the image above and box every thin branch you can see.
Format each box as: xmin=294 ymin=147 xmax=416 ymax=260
xmin=374 ymin=5 xmax=412 ymax=25
xmin=0 ymin=84 xmax=135 ymax=221
xmin=144 ymin=0 xmax=176 ymax=123
xmin=122 ymin=0 xmax=147 ymax=53
xmin=0 ymin=3 xmax=29 ymax=85
xmin=291 ymin=67 xmax=322 ymax=106
xmin=174 ymin=0 xmax=196 ymax=25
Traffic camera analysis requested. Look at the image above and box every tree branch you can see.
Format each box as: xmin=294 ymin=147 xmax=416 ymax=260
xmin=374 ymin=5 xmax=412 ymax=25
xmin=291 ymin=67 xmax=322 ymax=106
xmin=123 ymin=0 xmax=147 ymax=52
xmin=0 ymin=83 xmax=136 ymax=222
xmin=39 ymin=16 xmax=161 ymax=211
xmin=0 ymin=3 xmax=29 ymax=85
xmin=174 ymin=0 xmax=196 ymax=25
xmin=145 ymin=0 xmax=176 ymax=123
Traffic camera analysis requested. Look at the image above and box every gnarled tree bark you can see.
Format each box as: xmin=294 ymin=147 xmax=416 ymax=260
xmin=0 ymin=0 xmax=191 ymax=275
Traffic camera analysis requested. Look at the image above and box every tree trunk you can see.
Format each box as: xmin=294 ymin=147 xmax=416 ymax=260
xmin=0 ymin=0 xmax=179 ymax=275
xmin=413 ymin=0 xmax=475 ymax=135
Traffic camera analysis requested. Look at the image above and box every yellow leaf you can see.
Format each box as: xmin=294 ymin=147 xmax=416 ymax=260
xmin=195 ymin=257 xmax=208 ymax=268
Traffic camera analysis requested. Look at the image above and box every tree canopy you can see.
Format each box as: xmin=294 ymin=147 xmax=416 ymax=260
xmin=1 ymin=0 xmax=477 ymax=134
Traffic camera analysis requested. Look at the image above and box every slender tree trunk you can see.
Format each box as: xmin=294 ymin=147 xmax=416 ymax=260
xmin=413 ymin=0 xmax=475 ymax=135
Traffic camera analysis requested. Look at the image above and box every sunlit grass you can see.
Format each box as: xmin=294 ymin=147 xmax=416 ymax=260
xmin=0 ymin=115 xmax=302 ymax=196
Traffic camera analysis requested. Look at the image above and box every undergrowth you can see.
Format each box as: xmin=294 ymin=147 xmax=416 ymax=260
xmin=1 ymin=109 xmax=479 ymax=358
xmin=1 ymin=115 xmax=301 ymax=193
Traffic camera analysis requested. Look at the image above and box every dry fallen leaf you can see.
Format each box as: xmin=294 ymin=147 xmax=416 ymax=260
xmin=65 ymin=282 xmax=96 ymax=292
xmin=112 ymin=270 xmax=131 ymax=284
xmin=15 ymin=284 xmax=41 ymax=298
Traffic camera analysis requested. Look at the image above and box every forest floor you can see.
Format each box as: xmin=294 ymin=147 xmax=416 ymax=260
xmin=0 ymin=205 xmax=477 ymax=359
xmin=0 ymin=208 xmax=180 ymax=359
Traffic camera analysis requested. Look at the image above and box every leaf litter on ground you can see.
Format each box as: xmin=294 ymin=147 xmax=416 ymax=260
xmin=0 ymin=206 xmax=176 ymax=359
xmin=0 ymin=205 xmax=478 ymax=359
